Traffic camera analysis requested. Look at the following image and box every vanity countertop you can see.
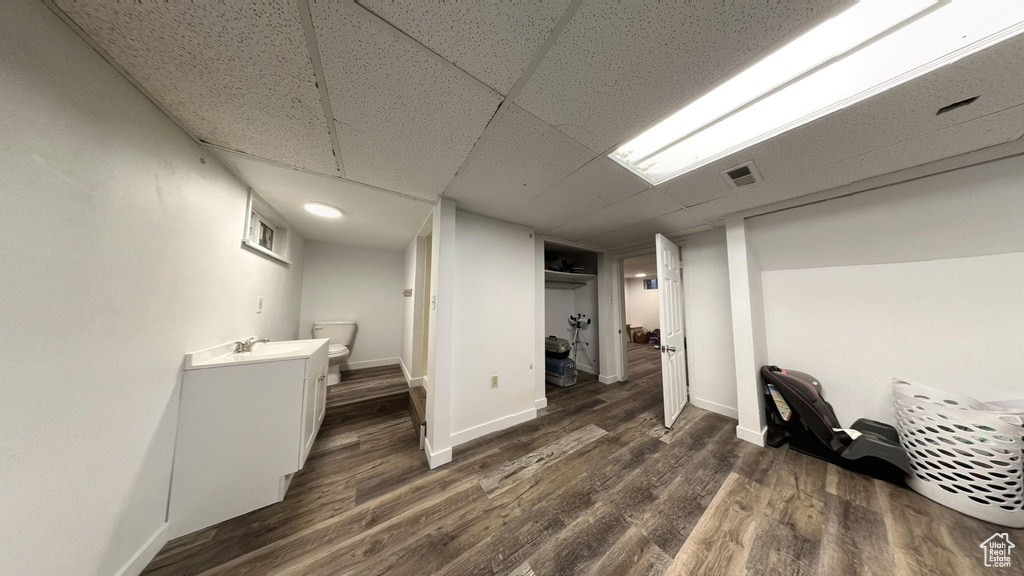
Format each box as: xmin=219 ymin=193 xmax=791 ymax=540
xmin=185 ymin=338 xmax=329 ymax=370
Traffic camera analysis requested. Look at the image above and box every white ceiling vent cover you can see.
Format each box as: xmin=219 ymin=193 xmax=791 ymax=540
xmin=722 ymin=161 xmax=762 ymax=189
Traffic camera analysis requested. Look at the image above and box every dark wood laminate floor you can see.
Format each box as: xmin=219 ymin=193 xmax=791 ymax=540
xmin=143 ymin=345 xmax=1023 ymax=576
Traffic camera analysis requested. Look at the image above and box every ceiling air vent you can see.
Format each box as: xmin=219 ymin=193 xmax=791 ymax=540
xmin=722 ymin=161 xmax=762 ymax=189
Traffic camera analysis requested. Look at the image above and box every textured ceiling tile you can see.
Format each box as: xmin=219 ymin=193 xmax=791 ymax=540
xmin=515 ymin=0 xmax=850 ymax=153
xmin=687 ymin=104 xmax=1024 ymax=222
xmin=213 ymin=148 xmax=431 ymax=251
xmin=505 ymin=157 xmax=648 ymax=233
xmin=311 ymin=3 xmax=502 ymax=202
xmin=663 ymin=34 xmax=1024 ymax=209
xmin=55 ymin=0 xmax=338 ymax=175
xmin=357 ymin=0 xmax=571 ymax=95
xmin=446 ymin=104 xmax=595 ymax=218
xmin=581 ymin=211 xmax=708 ymax=250
xmin=545 ymin=188 xmax=685 ymax=242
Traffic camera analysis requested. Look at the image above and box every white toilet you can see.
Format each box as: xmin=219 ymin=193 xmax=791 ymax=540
xmin=312 ymin=320 xmax=357 ymax=386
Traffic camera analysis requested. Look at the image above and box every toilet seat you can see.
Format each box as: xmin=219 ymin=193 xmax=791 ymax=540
xmin=328 ymin=344 xmax=350 ymax=359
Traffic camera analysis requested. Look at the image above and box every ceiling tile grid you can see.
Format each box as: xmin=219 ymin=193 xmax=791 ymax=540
xmin=580 ymin=209 xmax=709 ymax=250
xmin=445 ymin=104 xmax=596 ymax=218
xmin=213 ymin=148 xmax=432 ymax=251
xmin=311 ymin=3 xmax=502 ymax=202
xmin=356 ymin=0 xmax=571 ymax=95
xmin=514 ymin=0 xmax=851 ymax=154
xmin=504 ymin=157 xmax=648 ymax=233
xmin=661 ymin=33 xmax=1024 ymax=210
xmin=55 ymin=0 xmax=339 ymax=176
xmin=687 ymin=103 xmax=1024 ymax=221
xmin=545 ymin=187 xmax=688 ymax=242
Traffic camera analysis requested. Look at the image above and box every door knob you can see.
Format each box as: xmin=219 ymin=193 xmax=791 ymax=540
xmin=664 ymin=346 xmax=676 ymax=353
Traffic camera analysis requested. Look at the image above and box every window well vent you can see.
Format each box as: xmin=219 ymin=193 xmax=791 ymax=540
xmin=722 ymin=161 xmax=762 ymax=189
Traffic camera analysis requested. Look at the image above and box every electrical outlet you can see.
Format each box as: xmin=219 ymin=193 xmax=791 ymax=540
xmin=490 ymin=374 xmax=498 ymax=389
xmin=256 ymin=296 xmax=264 ymax=314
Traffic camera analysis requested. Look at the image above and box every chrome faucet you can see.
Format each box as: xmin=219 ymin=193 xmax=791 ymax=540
xmin=234 ymin=337 xmax=270 ymax=353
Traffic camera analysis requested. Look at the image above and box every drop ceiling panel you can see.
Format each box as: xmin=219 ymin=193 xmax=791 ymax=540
xmin=545 ymin=188 xmax=688 ymax=242
xmin=662 ymin=34 xmax=1024 ymax=209
xmin=623 ymin=254 xmax=657 ymax=277
xmin=446 ymin=104 xmax=595 ymax=218
xmin=311 ymin=3 xmax=502 ymax=202
xmin=581 ymin=210 xmax=709 ymax=249
xmin=505 ymin=157 xmax=648 ymax=233
xmin=687 ymin=103 xmax=1024 ymax=222
xmin=357 ymin=0 xmax=571 ymax=95
xmin=212 ymin=148 xmax=431 ymax=251
xmin=514 ymin=0 xmax=851 ymax=153
xmin=54 ymin=1 xmax=338 ymax=176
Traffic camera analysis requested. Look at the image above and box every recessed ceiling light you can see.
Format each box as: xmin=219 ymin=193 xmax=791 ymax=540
xmin=304 ymin=202 xmax=343 ymax=218
xmin=610 ymin=0 xmax=1024 ymax=185
xmin=635 ymin=273 xmax=647 ymax=278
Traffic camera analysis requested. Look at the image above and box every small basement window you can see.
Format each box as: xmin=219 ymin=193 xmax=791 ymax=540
xmin=242 ymin=189 xmax=291 ymax=265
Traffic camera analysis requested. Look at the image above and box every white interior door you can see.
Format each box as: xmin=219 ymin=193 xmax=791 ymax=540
xmin=655 ymin=233 xmax=688 ymax=427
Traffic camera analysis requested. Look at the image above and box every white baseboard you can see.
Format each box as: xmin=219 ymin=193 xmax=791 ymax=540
xmin=598 ymin=374 xmax=621 ymax=384
xmin=691 ymin=398 xmax=738 ymax=420
xmin=534 ymin=397 xmax=548 ymax=409
xmin=114 ymin=522 xmax=168 ymax=576
xmin=424 ymin=437 xmax=452 ymax=469
xmin=450 ymin=408 xmax=537 ymax=447
xmin=398 ymin=357 xmax=424 ymax=387
xmin=341 ymin=357 xmax=401 ymax=371
xmin=736 ymin=425 xmax=767 ymax=447
xmin=576 ymin=362 xmax=598 ymax=375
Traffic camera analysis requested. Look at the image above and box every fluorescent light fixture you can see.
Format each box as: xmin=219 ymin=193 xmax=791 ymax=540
xmin=635 ymin=273 xmax=647 ymax=278
xmin=304 ymin=202 xmax=343 ymax=218
xmin=611 ymin=0 xmax=1024 ymax=185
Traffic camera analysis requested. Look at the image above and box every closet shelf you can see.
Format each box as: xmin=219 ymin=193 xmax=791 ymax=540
xmin=545 ymin=270 xmax=596 ymax=288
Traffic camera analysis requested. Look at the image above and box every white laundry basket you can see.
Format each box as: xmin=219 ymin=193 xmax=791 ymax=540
xmin=892 ymin=379 xmax=1024 ymax=528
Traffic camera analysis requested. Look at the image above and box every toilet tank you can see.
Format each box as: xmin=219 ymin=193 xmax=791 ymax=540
xmin=312 ymin=321 xmax=357 ymax=347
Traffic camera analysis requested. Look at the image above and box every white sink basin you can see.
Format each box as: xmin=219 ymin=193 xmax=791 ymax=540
xmin=185 ymin=338 xmax=329 ymax=370
xmin=249 ymin=341 xmax=309 ymax=356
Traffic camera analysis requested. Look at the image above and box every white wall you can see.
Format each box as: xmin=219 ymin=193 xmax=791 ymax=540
xmin=749 ymin=154 xmax=1024 ymax=427
xmin=681 ymin=229 xmax=738 ymax=419
xmin=545 ymin=288 xmax=575 ymax=340
xmin=0 ymin=2 xmax=305 ymax=574
xmin=450 ymin=211 xmax=536 ymax=445
xmin=624 ymin=278 xmax=660 ymax=332
xmin=300 ymin=242 xmax=403 ymax=369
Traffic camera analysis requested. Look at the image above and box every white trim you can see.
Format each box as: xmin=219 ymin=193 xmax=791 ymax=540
xmin=691 ymin=397 xmax=739 ymax=420
xmin=399 ymin=357 xmax=423 ymax=387
xmin=424 ymin=437 xmax=452 ymax=469
xmin=736 ymin=425 xmax=768 ymax=447
xmin=340 ymin=357 xmax=401 ymax=371
xmin=241 ymin=239 xmax=291 ymax=266
xmin=598 ymin=374 xmax=621 ymax=384
xmin=534 ymin=397 xmax=548 ymax=410
xmin=114 ymin=522 xmax=168 ymax=576
xmin=450 ymin=408 xmax=537 ymax=447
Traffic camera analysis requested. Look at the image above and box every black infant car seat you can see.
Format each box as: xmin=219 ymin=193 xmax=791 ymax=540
xmin=761 ymin=365 xmax=910 ymax=484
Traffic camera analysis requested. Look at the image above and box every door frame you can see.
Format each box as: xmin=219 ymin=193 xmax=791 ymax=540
xmin=614 ymin=244 xmax=691 ymax=396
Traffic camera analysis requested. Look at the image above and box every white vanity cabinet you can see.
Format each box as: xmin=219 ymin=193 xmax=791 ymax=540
xmin=169 ymin=338 xmax=329 ymax=538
